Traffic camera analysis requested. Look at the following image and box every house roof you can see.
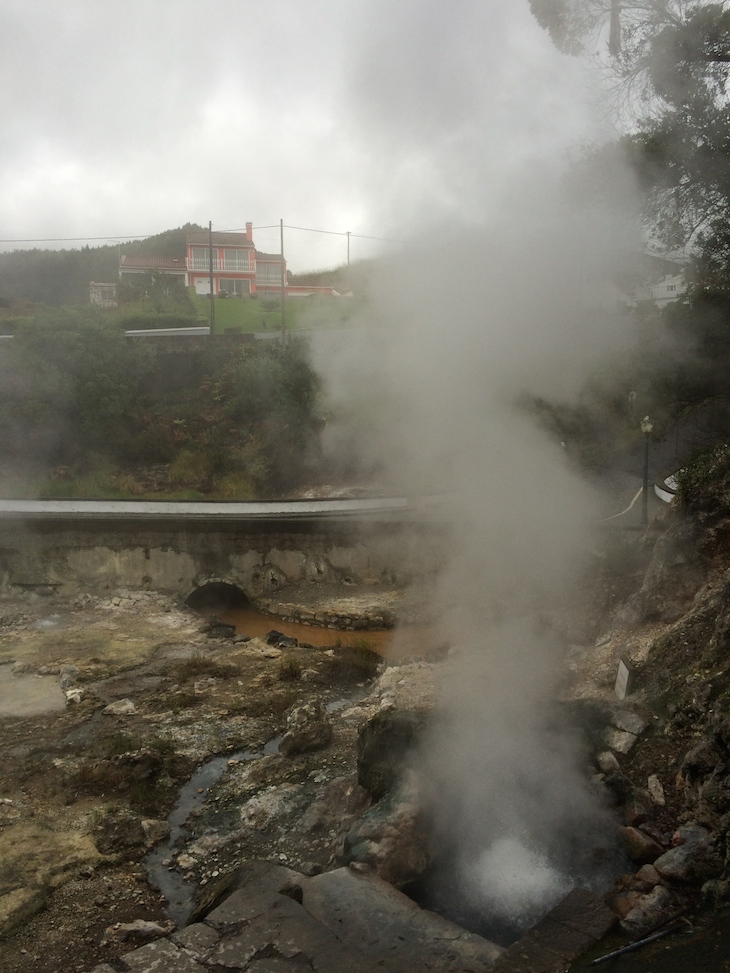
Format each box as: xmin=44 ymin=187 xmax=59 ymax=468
xmin=120 ymin=255 xmax=186 ymax=270
xmin=255 ymin=251 xmax=283 ymax=261
xmin=186 ymin=231 xmax=254 ymax=247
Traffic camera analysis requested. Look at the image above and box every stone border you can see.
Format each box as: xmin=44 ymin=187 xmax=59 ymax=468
xmin=252 ymin=597 xmax=396 ymax=632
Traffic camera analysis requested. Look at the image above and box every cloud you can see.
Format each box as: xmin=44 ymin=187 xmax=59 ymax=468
xmin=0 ymin=0 xmax=611 ymax=270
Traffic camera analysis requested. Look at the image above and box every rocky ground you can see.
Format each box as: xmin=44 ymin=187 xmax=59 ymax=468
xmin=0 ymin=588 xmax=414 ymax=973
xmin=5 ymin=497 xmax=730 ymax=972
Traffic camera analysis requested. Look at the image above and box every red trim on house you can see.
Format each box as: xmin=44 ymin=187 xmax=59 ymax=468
xmin=119 ymin=225 xmax=339 ymax=300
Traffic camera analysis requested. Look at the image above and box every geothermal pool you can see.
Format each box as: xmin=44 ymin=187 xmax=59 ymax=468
xmin=217 ymin=605 xmax=438 ymax=658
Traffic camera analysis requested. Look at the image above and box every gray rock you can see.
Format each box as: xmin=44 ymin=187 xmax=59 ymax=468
xmin=170 ymin=922 xmax=220 ymax=959
xmin=636 ymin=863 xmax=662 ymax=885
xmin=280 ymin=699 xmax=332 ymax=756
xmin=298 ymin=775 xmax=370 ymax=836
xmin=103 ymin=698 xmax=137 ymax=716
xmin=597 ymin=751 xmax=621 ymax=774
xmin=357 ymin=707 xmax=427 ymax=799
xmin=141 ymin=819 xmax=171 ymax=845
xmin=604 ymin=727 xmax=638 ymax=754
xmin=59 ymin=664 xmax=80 ymax=689
xmin=612 ymin=522 xmax=704 ymax=627
xmin=95 ymin=809 xmax=146 ymax=856
xmin=612 ymin=710 xmax=647 ymax=736
xmin=301 ymin=866 xmax=503 ymax=972
xmin=118 ymin=939 xmax=208 ymax=971
xmin=654 ymin=827 xmax=723 ymax=883
xmin=343 ymin=772 xmax=429 ymax=887
xmin=620 ymin=885 xmax=673 ymax=935
xmin=647 ymin=775 xmax=666 ymax=806
xmin=618 ymin=826 xmax=664 ymax=865
xmin=103 ymin=919 xmax=174 ymax=943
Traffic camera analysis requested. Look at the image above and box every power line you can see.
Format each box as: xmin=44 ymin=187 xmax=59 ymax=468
xmin=284 ymin=224 xmax=399 ymax=243
xmin=0 ymin=224 xmax=400 ymax=246
xmin=232 ymin=224 xmax=399 ymax=243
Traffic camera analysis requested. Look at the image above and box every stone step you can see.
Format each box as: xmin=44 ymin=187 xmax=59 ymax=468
xmin=87 ymin=863 xmax=615 ymax=973
xmin=490 ymin=887 xmax=618 ymax=973
xmin=87 ymin=860 xmax=503 ymax=972
xmin=300 ymin=866 xmax=504 ymax=971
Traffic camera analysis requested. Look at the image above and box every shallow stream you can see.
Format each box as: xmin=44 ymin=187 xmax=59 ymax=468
xmin=144 ymin=733 xmax=283 ymax=926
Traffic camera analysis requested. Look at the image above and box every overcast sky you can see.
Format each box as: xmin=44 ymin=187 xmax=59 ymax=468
xmin=0 ymin=0 xmax=615 ymax=272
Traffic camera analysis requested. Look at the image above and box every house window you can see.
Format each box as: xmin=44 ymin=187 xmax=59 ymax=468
xmin=191 ymin=247 xmax=213 ymax=270
xmin=666 ymin=285 xmax=676 ymax=292
xmin=219 ymin=278 xmax=250 ymax=297
xmin=256 ymin=262 xmax=283 ymax=286
xmin=222 ymin=249 xmax=250 ymax=271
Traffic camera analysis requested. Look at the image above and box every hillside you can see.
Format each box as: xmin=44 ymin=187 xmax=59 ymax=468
xmin=0 ymin=226 xmax=379 ymax=308
xmin=0 ymin=225 xmax=202 ymax=306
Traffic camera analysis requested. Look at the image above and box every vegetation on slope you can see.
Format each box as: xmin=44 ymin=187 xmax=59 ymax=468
xmin=0 ymin=308 xmax=323 ymax=499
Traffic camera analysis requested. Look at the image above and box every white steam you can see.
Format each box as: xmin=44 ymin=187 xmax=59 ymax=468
xmin=468 ymin=838 xmax=575 ymax=928
xmin=311 ymin=0 xmax=636 ymax=938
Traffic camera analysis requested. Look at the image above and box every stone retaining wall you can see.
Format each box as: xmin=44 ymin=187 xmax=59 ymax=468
xmin=0 ymin=518 xmax=446 ymax=603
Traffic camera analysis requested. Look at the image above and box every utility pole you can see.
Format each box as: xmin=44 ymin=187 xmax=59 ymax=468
xmin=280 ymin=218 xmax=287 ymax=346
xmin=640 ymin=416 xmax=653 ymax=525
xmin=346 ymin=230 xmax=351 ymax=294
xmin=208 ymin=220 xmax=216 ymax=336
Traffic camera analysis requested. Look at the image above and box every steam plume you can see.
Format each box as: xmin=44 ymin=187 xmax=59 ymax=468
xmin=312 ymin=0 xmax=638 ymax=939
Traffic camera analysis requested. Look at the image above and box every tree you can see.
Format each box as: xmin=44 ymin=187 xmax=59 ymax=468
xmin=530 ymin=2 xmax=730 ymax=468
xmin=533 ymin=2 xmax=730 ymax=258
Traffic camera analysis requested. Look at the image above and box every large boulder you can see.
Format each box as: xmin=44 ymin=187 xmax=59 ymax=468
xmin=343 ymin=772 xmax=430 ymax=888
xmin=357 ymin=709 xmax=427 ymax=800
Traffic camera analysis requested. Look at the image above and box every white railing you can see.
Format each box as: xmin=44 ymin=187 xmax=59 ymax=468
xmin=189 ymin=257 xmax=252 ymax=272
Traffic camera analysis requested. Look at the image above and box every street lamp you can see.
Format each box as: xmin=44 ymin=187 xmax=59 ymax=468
xmin=641 ymin=415 xmax=653 ymax=524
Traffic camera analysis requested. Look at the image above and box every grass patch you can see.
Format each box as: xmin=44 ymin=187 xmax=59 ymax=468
xmin=168 ymin=448 xmax=213 ymax=488
xmin=173 ymin=652 xmax=240 ymax=683
xmin=214 ymin=471 xmax=258 ymax=499
xmin=278 ymin=653 xmax=302 ymax=681
xmin=98 ymin=731 xmax=137 ymax=758
xmin=240 ymin=688 xmax=299 ymax=718
xmin=97 ymin=730 xmax=176 ymax=758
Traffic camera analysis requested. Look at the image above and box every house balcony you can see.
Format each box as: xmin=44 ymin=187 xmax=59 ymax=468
xmin=189 ymin=257 xmax=253 ymax=273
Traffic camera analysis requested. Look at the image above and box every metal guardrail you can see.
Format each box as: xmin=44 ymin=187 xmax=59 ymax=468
xmin=0 ymin=497 xmax=416 ymax=524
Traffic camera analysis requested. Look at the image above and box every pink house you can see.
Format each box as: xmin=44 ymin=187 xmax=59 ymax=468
xmin=186 ymin=225 xmax=258 ymax=297
xmin=119 ymin=222 xmax=336 ymax=298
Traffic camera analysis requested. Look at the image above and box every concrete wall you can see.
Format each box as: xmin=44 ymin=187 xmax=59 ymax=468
xmin=0 ymin=518 xmax=445 ymax=600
